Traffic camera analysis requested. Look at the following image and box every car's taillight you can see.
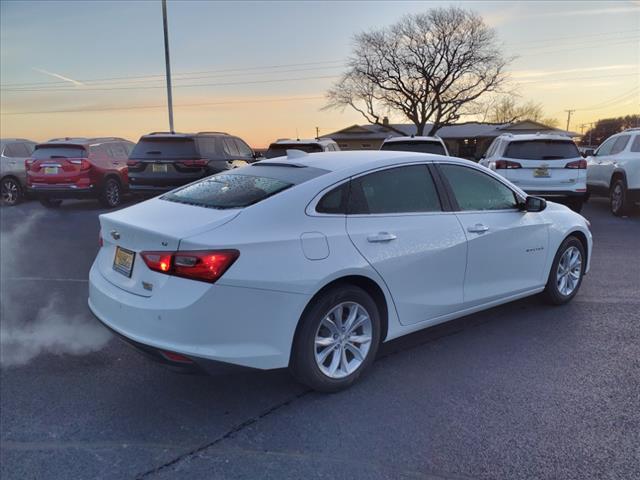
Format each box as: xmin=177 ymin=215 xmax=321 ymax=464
xmin=25 ymin=159 xmax=33 ymax=170
xmin=141 ymin=250 xmax=239 ymax=283
xmin=98 ymin=232 xmax=103 ymax=247
xmin=495 ymin=160 xmax=522 ymax=169
xmin=180 ymin=159 xmax=208 ymax=167
xmin=565 ymin=159 xmax=587 ymax=169
xmin=127 ymin=160 xmax=140 ymax=167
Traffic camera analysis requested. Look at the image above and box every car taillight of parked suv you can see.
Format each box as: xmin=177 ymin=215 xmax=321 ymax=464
xmin=27 ymin=137 xmax=134 ymax=208
xmin=126 ymin=131 xmax=258 ymax=193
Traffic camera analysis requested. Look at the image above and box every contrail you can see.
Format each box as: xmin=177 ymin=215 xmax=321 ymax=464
xmin=32 ymin=67 xmax=84 ymax=86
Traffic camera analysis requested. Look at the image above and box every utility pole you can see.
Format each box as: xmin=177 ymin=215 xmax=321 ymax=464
xmin=564 ymin=109 xmax=575 ymax=133
xmin=315 ymin=126 xmax=320 ymax=140
xmin=162 ymin=0 xmax=175 ymax=133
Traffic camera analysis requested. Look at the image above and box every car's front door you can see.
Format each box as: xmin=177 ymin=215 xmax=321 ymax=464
xmin=588 ymin=136 xmax=618 ymax=190
xmin=437 ymin=163 xmax=550 ymax=306
xmin=346 ymin=164 xmax=467 ymax=325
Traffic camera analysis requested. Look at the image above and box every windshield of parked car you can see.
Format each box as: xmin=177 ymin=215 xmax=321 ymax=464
xmin=265 ymin=143 xmax=323 ymax=158
xmin=32 ymin=146 xmax=87 ymax=159
xmin=380 ymin=140 xmax=446 ymax=155
xmin=504 ymin=140 xmax=580 ymax=160
xmin=162 ymin=173 xmax=293 ymax=209
xmin=130 ymin=137 xmax=199 ymax=160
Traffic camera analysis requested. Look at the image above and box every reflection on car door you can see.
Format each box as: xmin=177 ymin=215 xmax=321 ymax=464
xmin=437 ymin=163 xmax=549 ymax=305
xmin=346 ymin=164 xmax=467 ymax=325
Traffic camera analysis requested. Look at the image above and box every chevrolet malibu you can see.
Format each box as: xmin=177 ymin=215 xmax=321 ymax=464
xmin=89 ymin=151 xmax=592 ymax=391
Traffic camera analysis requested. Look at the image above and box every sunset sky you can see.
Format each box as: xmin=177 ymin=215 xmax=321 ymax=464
xmin=1 ymin=0 xmax=638 ymax=147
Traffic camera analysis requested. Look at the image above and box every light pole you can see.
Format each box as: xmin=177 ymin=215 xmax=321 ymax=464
xmin=162 ymin=0 xmax=175 ymax=133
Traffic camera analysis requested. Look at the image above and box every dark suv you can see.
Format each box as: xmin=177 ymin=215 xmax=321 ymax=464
xmin=127 ymin=132 xmax=258 ymax=193
xmin=27 ymin=137 xmax=134 ymax=208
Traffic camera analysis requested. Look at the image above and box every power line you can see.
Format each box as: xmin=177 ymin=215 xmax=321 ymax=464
xmin=515 ymin=71 xmax=639 ymax=85
xmin=0 ymin=95 xmax=326 ymax=115
xmin=0 ymin=60 xmax=346 ymax=88
xmin=506 ymin=28 xmax=640 ymax=47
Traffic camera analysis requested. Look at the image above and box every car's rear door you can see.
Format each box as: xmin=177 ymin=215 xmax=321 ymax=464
xmin=436 ymin=162 xmax=549 ymax=306
xmin=346 ymin=163 xmax=467 ymax=325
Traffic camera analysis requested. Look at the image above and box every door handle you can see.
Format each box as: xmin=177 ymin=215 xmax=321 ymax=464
xmin=467 ymin=224 xmax=489 ymax=234
xmin=367 ymin=232 xmax=397 ymax=243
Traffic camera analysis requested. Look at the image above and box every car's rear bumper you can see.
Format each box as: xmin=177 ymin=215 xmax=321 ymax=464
xmin=27 ymin=184 xmax=97 ymax=198
xmin=88 ymin=260 xmax=310 ymax=371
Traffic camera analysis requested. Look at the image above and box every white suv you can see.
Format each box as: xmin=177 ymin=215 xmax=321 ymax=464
xmin=586 ymin=128 xmax=640 ymax=216
xmin=265 ymin=138 xmax=339 ymax=158
xmin=380 ymin=136 xmax=449 ymax=156
xmin=480 ymin=133 xmax=586 ymax=212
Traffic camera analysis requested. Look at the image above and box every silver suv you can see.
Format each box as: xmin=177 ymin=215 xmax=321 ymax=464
xmin=1 ymin=138 xmax=36 ymax=206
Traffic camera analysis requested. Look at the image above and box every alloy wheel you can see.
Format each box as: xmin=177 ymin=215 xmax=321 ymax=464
xmin=314 ymin=302 xmax=373 ymax=379
xmin=556 ymin=246 xmax=582 ymax=296
xmin=106 ymin=181 xmax=120 ymax=206
xmin=1 ymin=179 xmax=19 ymax=205
xmin=611 ymin=183 xmax=623 ymax=213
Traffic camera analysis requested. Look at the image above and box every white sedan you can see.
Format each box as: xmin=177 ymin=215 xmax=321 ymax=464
xmin=89 ymin=151 xmax=592 ymax=391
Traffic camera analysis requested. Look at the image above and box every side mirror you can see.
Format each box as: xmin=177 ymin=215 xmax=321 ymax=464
xmin=524 ymin=196 xmax=547 ymax=212
xmin=583 ymin=149 xmax=595 ymax=157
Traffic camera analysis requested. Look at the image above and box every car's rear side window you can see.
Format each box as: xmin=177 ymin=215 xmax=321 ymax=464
xmin=610 ymin=135 xmax=630 ymax=155
xmin=504 ymin=140 xmax=580 ymax=160
xmin=381 ymin=141 xmax=446 ymax=155
xmin=130 ymin=137 xmax=199 ymax=160
xmin=631 ymin=135 xmax=640 ymax=153
xmin=349 ymin=165 xmax=441 ymax=214
xmin=162 ymin=173 xmax=292 ymax=209
xmin=317 ymin=183 xmax=349 ymax=214
xmin=33 ymin=146 xmax=87 ymax=159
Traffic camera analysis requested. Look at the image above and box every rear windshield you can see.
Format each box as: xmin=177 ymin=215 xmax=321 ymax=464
xmin=504 ymin=140 xmax=580 ymax=160
xmin=130 ymin=137 xmax=198 ymax=160
xmin=162 ymin=173 xmax=292 ymax=209
xmin=33 ymin=146 xmax=87 ymax=159
xmin=381 ymin=141 xmax=446 ymax=155
xmin=265 ymin=143 xmax=323 ymax=158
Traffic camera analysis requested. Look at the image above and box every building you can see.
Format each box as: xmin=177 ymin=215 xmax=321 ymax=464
xmin=321 ymin=119 xmax=578 ymax=160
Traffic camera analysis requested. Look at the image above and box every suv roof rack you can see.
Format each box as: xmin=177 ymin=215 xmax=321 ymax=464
xmin=47 ymin=136 xmax=127 ymax=143
xmin=623 ymin=127 xmax=640 ymax=132
xmin=196 ymin=131 xmax=229 ymax=136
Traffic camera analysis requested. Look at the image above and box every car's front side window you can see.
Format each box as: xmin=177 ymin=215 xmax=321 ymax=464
xmin=439 ymin=163 xmax=518 ymax=211
xmin=610 ymin=135 xmax=630 ymax=155
xmin=631 ymin=135 xmax=640 ymax=153
xmin=348 ymin=165 xmax=441 ymax=214
xmin=595 ymin=137 xmax=616 ymax=156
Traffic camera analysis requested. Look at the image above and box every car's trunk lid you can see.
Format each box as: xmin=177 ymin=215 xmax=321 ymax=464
xmin=97 ymin=197 xmax=241 ymax=297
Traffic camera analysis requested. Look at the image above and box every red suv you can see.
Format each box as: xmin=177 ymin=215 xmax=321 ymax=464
xmin=27 ymin=137 xmax=134 ymax=208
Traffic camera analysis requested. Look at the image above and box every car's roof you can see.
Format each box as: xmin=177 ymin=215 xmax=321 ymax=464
xmin=43 ymin=137 xmax=130 ymax=146
xmin=0 ymin=138 xmax=35 ymax=143
xmin=256 ymin=150 xmax=473 ymax=174
xmin=497 ymin=133 xmax=574 ymax=142
xmin=270 ymin=138 xmax=336 ymax=146
xmin=382 ymin=136 xmax=443 ymax=143
xmin=141 ymin=131 xmax=229 ymax=139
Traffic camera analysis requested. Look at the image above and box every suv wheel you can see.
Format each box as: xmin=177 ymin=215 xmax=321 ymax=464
xmin=100 ymin=178 xmax=122 ymax=208
xmin=543 ymin=236 xmax=585 ymax=305
xmin=290 ymin=285 xmax=381 ymax=392
xmin=39 ymin=197 xmax=62 ymax=208
xmin=610 ymin=178 xmax=629 ymax=216
xmin=1 ymin=177 xmax=22 ymax=206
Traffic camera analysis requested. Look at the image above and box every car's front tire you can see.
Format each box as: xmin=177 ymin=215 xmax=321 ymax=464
xmin=290 ymin=285 xmax=381 ymax=392
xmin=1 ymin=177 xmax=22 ymax=206
xmin=610 ymin=178 xmax=630 ymax=216
xmin=99 ymin=178 xmax=122 ymax=208
xmin=543 ymin=235 xmax=586 ymax=305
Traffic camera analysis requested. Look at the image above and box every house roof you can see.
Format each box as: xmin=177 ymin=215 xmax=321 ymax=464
xmin=322 ymin=120 xmax=578 ymax=141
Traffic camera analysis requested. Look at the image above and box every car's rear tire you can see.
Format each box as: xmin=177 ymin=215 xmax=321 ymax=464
xmin=39 ymin=197 xmax=62 ymax=208
xmin=290 ymin=285 xmax=381 ymax=392
xmin=610 ymin=178 xmax=630 ymax=216
xmin=99 ymin=178 xmax=122 ymax=208
xmin=1 ymin=177 xmax=22 ymax=206
xmin=543 ymin=236 xmax=586 ymax=305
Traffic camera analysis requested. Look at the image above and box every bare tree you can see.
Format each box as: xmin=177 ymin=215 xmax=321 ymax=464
xmin=485 ymin=97 xmax=559 ymax=126
xmin=324 ymin=7 xmax=511 ymax=136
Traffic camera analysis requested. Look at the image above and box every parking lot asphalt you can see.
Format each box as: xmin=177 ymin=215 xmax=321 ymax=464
xmin=1 ymin=196 xmax=638 ymax=480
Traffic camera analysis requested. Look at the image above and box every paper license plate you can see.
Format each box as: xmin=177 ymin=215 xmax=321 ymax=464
xmin=152 ymin=163 xmax=168 ymax=173
xmin=113 ymin=246 xmax=135 ymax=277
xmin=533 ymin=168 xmax=550 ymax=178
xmin=44 ymin=167 xmax=59 ymax=174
